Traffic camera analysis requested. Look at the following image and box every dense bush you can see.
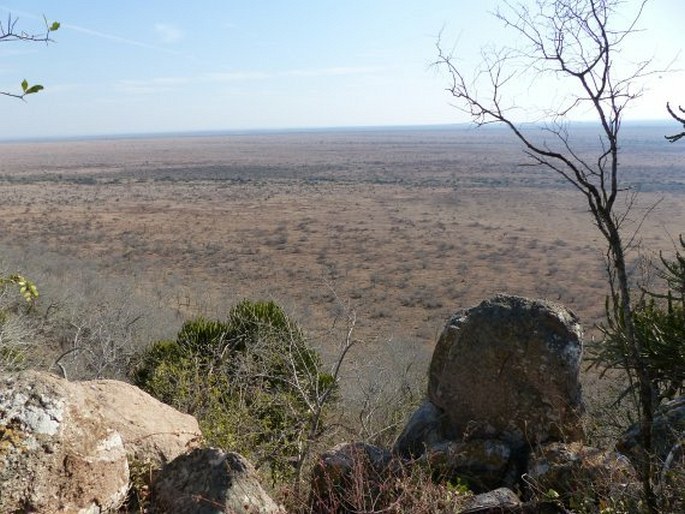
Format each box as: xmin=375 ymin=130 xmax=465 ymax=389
xmin=132 ymin=299 xmax=337 ymax=483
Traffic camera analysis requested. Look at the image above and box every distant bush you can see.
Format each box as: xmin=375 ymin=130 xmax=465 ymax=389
xmin=132 ymin=299 xmax=337 ymax=483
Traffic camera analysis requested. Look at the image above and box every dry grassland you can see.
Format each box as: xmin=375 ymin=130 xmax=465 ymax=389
xmin=0 ymin=125 xmax=683 ymax=369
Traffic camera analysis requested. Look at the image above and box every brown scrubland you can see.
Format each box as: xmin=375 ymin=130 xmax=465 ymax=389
xmin=1 ymin=123 xmax=684 ymax=511
xmin=0 ymin=124 xmax=682 ymax=385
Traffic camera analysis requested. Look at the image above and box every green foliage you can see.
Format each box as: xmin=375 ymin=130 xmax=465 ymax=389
xmin=20 ymin=79 xmax=43 ymax=96
xmin=0 ymin=274 xmax=39 ymax=303
xmin=0 ymin=345 xmax=25 ymax=372
xmin=658 ymin=235 xmax=685 ymax=297
xmin=176 ymin=316 xmax=231 ymax=355
xmin=590 ymin=236 xmax=685 ymax=406
xmin=132 ymin=299 xmax=337 ymax=483
xmin=631 ymin=297 xmax=684 ymax=401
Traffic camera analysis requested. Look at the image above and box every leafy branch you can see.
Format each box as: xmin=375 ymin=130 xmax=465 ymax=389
xmin=0 ymin=13 xmax=59 ymax=100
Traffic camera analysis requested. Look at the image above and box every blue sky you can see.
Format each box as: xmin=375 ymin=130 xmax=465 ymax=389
xmin=0 ymin=0 xmax=682 ymax=139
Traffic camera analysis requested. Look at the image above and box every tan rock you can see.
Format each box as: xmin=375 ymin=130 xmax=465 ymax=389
xmin=0 ymin=370 xmax=129 ymax=513
xmin=78 ymin=378 xmax=202 ymax=466
xmin=0 ymin=370 xmax=204 ymax=512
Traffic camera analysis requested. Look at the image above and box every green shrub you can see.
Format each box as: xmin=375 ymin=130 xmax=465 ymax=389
xmin=176 ymin=316 xmax=231 ymax=355
xmin=591 ymin=236 xmax=685 ymax=406
xmin=632 ymin=297 xmax=684 ymax=402
xmin=132 ymin=299 xmax=337 ymax=484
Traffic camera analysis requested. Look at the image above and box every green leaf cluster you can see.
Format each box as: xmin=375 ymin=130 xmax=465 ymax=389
xmin=20 ymin=79 xmax=43 ymax=96
xmin=131 ymin=299 xmax=336 ymax=483
xmin=0 ymin=274 xmax=39 ymax=303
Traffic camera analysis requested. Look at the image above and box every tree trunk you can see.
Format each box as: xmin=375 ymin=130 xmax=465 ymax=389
xmin=605 ymin=215 xmax=657 ymax=512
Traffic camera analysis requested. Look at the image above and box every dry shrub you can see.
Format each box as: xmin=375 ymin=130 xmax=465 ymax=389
xmin=658 ymin=438 xmax=684 ymax=513
xmin=283 ymin=444 xmax=470 ymax=514
xmin=0 ymin=244 xmax=180 ymax=380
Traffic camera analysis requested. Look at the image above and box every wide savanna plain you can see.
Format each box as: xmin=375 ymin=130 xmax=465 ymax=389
xmin=0 ymin=124 xmax=683 ymax=376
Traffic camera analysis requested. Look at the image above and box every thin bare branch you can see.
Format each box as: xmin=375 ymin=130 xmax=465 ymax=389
xmin=666 ymin=102 xmax=685 ymax=143
xmin=436 ymin=2 xmax=661 ymax=509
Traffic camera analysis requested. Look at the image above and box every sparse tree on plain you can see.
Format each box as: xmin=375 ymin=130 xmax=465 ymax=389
xmin=437 ymin=0 xmax=665 ymax=510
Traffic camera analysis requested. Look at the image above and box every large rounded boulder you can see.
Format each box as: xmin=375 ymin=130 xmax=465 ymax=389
xmin=427 ymin=294 xmax=585 ymax=448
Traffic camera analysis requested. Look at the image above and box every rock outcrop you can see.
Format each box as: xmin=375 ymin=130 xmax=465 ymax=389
xmin=617 ymin=394 xmax=685 ymax=472
xmin=0 ymin=370 xmax=204 ymax=513
xmin=393 ymin=295 xmax=586 ymax=495
xmin=419 ymin=438 xmax=514 ymax=491
xmin=427 ymin=294 xmax=585 ymax=447
xmin=310 ymin=442 xmax=394 ymax=514
xmin=393 ymin=399 xmax=449 ymax=458
xmin=458 ymin=487 xmax=522 ymax=513
xmin=77 ymin=377 xmax=202 ymax=466
xmin=151 ymin=447 xmax=285 ymax=514
xmin=0 ymin=371 xmax=130 ymax=513
xmin=526 ymin=442 xmax=640 ymax=510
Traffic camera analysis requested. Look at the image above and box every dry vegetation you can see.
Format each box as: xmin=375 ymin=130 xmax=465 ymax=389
xmin=0 ymin=124 xmax=682 ymax=386
xmin=1 ymin=123 xmax=683 ymax=511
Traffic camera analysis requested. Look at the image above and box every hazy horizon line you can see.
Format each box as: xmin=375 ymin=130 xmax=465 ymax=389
xmin=0 ymin=119 xmax=678 ymax=145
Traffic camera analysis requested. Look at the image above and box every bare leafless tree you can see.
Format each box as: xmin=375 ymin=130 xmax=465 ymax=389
xmin=666 ymin=102 xmax=685 ymax=143
xmin=437 ymin=0 xmax=661 ymax=510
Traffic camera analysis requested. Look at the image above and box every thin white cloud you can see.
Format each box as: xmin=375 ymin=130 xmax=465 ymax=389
xmin=154 ymin=23 xmax=183 ymax=44
xmin=204 ymin=71 xmax=271 ymax=82
xmin=284 ymin=66 xmax=384 ymax=77
xmin=63 ymin=23 xmax=185 ymax=56
xmin=0 ymin=5 xmax=184 ymax=56
xmin=116 ymin=66 xmax=388 ymax=95
xmin=117 ymin=76 xmax=191 ymax=94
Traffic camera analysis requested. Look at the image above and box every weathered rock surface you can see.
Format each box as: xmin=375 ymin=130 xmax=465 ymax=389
xmin=310 ymin=442 xmax=394 ymax=514
xmin=394 ymin=398 xmax=451 ymax=458
xmin=151 ymin=447 xmax=285 ymax=514
xmin=458 ymin=487 xmax=522 ymax=513
xmin=389 ymin=295 xmax=587 ymax=495
xmin=419 ymin=439 xmax=514 ymax=492
xmin=617 ymin=394 xmax=685 ymax=470
xmin=457 ymin=487 xmax=571 ymax=514
xmin=427 ymin=294 xmax=585 ymax=447
xmin=526 ymin=442 xmax=640 ymax=510
xmin=78 ymin=378 xmax=202 ymax=466
xmin=0 ymin=370 xmax=129 ymax=513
